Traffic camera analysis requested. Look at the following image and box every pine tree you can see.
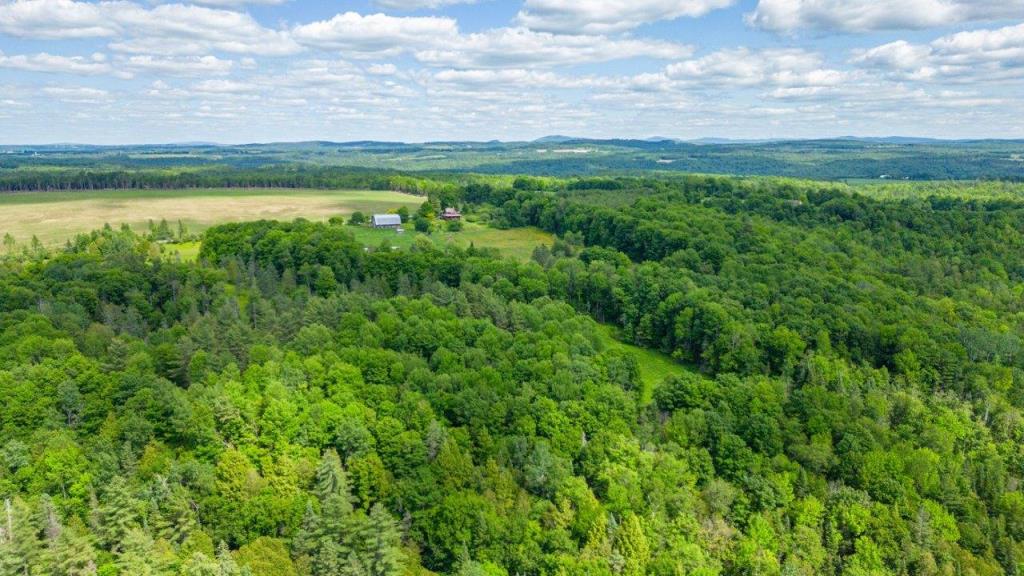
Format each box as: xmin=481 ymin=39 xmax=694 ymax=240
xmin=363 ymin=504 xmax=404 ymax=576
xmin=181 ymin=552 xmax=220 ymax=576
xmin=217 ymin=541 xmax=252 ymax=576
xmin=0 ymin=498 xmax=43 ymax=576
xmin=44 ymin=520 xmax=97 ymax=576
xmin=98 ymin=476 xmax=139 ymax=551
xmin=292 ymin=502 xmax=322 ymax=560
xmin=315 ymin=449 xmax=349 ymax=502
xmin=311 ymin=539 xmax=345 ymax=576
xmin=613 ymin=514 xmax=649 ymax=576
xmin=116 ymin=528 xmax=175 ymax=576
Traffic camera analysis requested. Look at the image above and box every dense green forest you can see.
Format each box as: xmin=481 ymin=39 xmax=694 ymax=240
xmin=4 ymin=174 xmax=1024 ymax=575
xmin=0 ymin=167 xmax=459 ymax=196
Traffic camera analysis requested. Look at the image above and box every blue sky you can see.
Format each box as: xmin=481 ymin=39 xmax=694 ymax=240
xmin=0 ymin=0 xmax=1022 ymax=144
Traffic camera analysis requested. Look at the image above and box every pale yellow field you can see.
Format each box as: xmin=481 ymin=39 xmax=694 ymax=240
xmin=0 ymin=189 xmax=423 ymax=246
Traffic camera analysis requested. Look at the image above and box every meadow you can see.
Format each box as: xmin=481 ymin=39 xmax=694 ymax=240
xmin=0 ymin=188 xmax=423 ymax=246
xmin=346 ymin=221 xmax=555 ymax=261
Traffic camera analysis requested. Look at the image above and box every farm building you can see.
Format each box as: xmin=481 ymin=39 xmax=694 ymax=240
xmin=373 ymin=214 xmax=403 ymax=229
xmin=440 ymin=208 xmax=462 ymax=221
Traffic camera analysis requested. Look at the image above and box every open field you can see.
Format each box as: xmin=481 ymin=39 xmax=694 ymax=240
xmin=346 ymin=221 xmax=555 ymax=262
xmin=0 ymin=188 xmax=423 ymax=246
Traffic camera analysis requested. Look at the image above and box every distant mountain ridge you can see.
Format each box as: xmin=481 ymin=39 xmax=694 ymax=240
xmin=4 ymin=135 xmax=1024 ymax=149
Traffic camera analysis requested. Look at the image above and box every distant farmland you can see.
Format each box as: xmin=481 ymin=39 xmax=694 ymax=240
xmin=0 ymin=188 xmax=423 ymax=246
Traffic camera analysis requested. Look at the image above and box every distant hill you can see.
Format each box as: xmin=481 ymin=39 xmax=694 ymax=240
xmin=533 ymin=135 xmax=580 ymax=144
xmin=2 ymin=137 xmax=1022 ymax=180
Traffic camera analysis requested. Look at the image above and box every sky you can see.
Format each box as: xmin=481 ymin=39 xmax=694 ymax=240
xmin=0 ymin=0 xmax=1022 ymax=144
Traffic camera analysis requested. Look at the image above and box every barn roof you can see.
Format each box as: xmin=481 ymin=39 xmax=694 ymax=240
xmin=373 ymin=214 xmax=403 ymax=226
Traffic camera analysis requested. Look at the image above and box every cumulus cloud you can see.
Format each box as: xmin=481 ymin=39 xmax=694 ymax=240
xmin=41 ymin=85 xmax=111 ymax=103
xmin=193 ymin=79 xmax=258 ymax=93
xmin=747 ymin=0 xmax=1024 ymax=34
xmin=853 ymin=22 xmax=1024 ymax=81
xmin=517 ymin=0 xmax=735 ymax=34
xmin=367 ymin=63 xmax=398 ymax=75
xmin=415 ymin=27 xmax=694 ymax=67
xmin=431 ymin=68 xmax=597 ymax=89
xmin=374 ymin=0 xmax=476 ymax=8
xmin=292 ymin=12 xmax=459 ymax=55
xmin=0 ymin=50 xmax=126 ymax=76
xmin=666 ymin=47 xmax=847 ymax=90
xmin=0 ymin=0 xmax=300 ymax=55
xmin=171 ymin=0 xmax=288 ymax=5
xmin=0 ymin=0 xmax=117 ymax=38
xmin=122 ymin=55 xmax=235 ymax=76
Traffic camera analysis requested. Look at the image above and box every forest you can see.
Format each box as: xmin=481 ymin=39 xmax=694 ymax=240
xmin=3 ymin=173 xmax=1024 ymax=576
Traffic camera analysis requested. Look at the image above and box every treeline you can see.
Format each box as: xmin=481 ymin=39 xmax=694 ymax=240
xmin=0 ymin=167 xmax=461 ymax=195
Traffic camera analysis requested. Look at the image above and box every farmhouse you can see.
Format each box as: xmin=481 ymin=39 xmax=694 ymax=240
xmin=373 ymin=214 xmax=403 ymax=229
xmin=440 ymin=208 xmax=462 ymax=221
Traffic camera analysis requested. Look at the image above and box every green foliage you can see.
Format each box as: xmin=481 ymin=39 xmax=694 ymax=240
xmin=3 ymin=171 xmax=1024 ymax=576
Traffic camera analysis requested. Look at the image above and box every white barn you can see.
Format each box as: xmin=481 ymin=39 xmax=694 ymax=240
xmin=372 ymin=214 xmax=403 ymax=229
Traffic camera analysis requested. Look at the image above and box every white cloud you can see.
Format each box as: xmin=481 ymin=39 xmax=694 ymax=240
xmin=374 ymin=0 xmax=476 ymax=8
xmin=666 ymin=48 xmax=847 ymax=90
xmin=0 ymin=50 xmax=126 ymax=76
xmin=517 ymin=0 xmax=735 ymax=34
xmin=851 ymin=40 xmax=933 ymax=71
xmin=193 ymin=79 xmax=258 ymax=93
xmin=122 ymin=55 xmax=235 ymax=76
xmin=290 ymin=13 xmax=693 ymax=66
xmin=415 ymin=27 xmax=694 ymax=67
xmin=747 ymin=0 xmax=1024 ymax=34
xmin=41 ymin=85 xmax=111 ymax=103
xmin=368 ymin=63 xmax=398 ymax=75
xmin=170 ymin=0 xmax=288 ymax=5
xmin=292 ymin=12 xmax=458 ymax=55
xmin=0 ymin=0 xmax=116 ymax=38
xmin=432 ymin=68 xmax=594 ymax=88
xmin=853 ymin=22 xmax=1024 ymax=81
xmin=0 ymin=0 xmax=300 ymax=55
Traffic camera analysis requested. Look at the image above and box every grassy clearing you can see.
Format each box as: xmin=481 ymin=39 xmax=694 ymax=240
xmin=0 ymin=188 xmax=422 ymax=246
xmin=593 ymin=323 xmax=693 ymax=404
xmin=346 ymin=221 xmax=555 ymax=262
xmin=161 ymin=218 xmax=554 ymax=266
xmin=163 ymin=241 xmax=202 ymax=262
xmin=442 ymin=223 xmax=555 ymax=261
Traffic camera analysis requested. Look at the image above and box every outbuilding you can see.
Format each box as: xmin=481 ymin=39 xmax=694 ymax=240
xmin=373 ymin=214 xmax=403 ymax=229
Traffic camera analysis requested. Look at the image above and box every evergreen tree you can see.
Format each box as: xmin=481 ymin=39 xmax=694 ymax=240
xmin=613 ymin=514 xmax=649 ymax=576
xmin=0 ymin=498 xmax=43 ymax=576
xmin=315 ymin=449 xmax=350 ymax=504
xmin=43 ymin=520 xmax=97 ymax=576
xmin=98 ymin=477 xmax=139 ymax=551
xmin=363 ymin=504 xmax=404 ymax=576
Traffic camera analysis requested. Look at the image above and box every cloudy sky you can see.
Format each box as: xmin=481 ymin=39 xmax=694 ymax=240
xmin=0 ymin=0 xmax=1022 ymax=144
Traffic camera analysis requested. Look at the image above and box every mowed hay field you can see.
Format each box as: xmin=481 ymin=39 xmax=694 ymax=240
xmin=0 ymin=188 xmax=423 ymax=246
